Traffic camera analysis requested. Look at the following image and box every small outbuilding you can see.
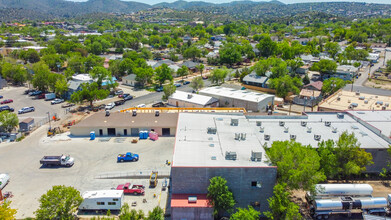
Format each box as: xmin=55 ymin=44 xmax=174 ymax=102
xmin=168 ymin=91 xmax=219 ymax=108
xmin=19 ymin=117 xmax=34 ymax=131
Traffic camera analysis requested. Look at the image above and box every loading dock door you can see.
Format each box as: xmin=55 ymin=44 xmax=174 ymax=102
xmin=107 ymin=128 xmax=116 ymax=136
xmin=162 ymin=128 xmax=170 ymax=136
xmin=124 ymin=129 xmax=128 ymax=136
xmin=131 ymin=128 xmax=139 ymax=136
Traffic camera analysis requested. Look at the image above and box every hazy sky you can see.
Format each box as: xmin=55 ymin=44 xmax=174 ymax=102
xmin=68 ymin=0 xmax=391 ymax=5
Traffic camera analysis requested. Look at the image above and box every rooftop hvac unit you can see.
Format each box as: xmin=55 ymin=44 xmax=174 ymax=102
xmin=207 ymin=127 xmax=217 ymax=134
xmin=290 ymin=134 xmax=296 ymax=140
xmin=240 ymin=133 xmax=246 ymax=140
xmin=264 ymin=134 xmax=270 ymax=141
xmin=314 ymin=135 xmax=321 ymax=141
xmin=132 ymin=110 xmax=137 ymax=116
xmin=307 ymin=127 xmax=312 ymax=133
xmin=337 ymin=97 xmax=341 ymax=101
xmin=155 ymin=110 xmax=160 ymax=116
xmin=256 ymin=121 xmax=262 ymax=126
xmin=364 ymin=100 xmax=369 ymax=104
xmin=332 ymin=127 xmax=338 ymax=133
xmin=356 ymin=91 xmax=360 ymax=96
xmin=382 ymin=106 xmax=387 ymax=110
xmin=225 ymin=151 xmax=237 ymax=160
xmin=337 ymin=113 xmax=344 ymax=119
xmin=359 ymin=96 xmax=365 ymax=100
xmin=385 ymin=103 xmax=389 ymax=107
xmin=301 ymin=121 xmax=307 ymax=126
xmin=187 ymin=94 xmax=193 ymax=99
xmin=325 ymin=121 xmax=331 ymax=127
xmin=105 ymin=111 xmax=110 ymax=117
xmin=235 ymin=133 xmax=240 ymax=140
xmin=259 ymin=127 xmax=264 ymax=133
xmin=231 ymin=118 xmax=239 ymax=126
xmin=284 ymin=126 xmax=289 ymax=133
xmin=279 ymin=121 xmax=285 ymax=126
xmin=251 ymin=151 xmax=262 ymax=162
xmin=209 ymin=144 xmax=214 ymax=147
xmin=188 ymin=196 xmax=197 ymax=203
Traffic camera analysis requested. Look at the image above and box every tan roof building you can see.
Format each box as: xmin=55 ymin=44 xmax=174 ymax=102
xmin=71 ymin=111 xmax=178 ymax=137
xmin=318 ymin=90 xmax=391 ymax=111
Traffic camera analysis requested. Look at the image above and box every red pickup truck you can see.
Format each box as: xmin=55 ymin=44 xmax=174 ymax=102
xmin=116 ymin=183 xmax=145 ymax=195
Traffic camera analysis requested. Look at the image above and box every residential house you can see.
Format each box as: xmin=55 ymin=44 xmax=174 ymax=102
xmin=328 ymin=65 xmax=358 ymax=81
xmin=122 ymin=74 xmax=139 ymax=87
xmin=180 ymin=61 xmax=198 ymax=71
xmin=303 ymin=81 xmax=323 ymax=91
xmin=242 ymin=72 xmax=269 ymax=88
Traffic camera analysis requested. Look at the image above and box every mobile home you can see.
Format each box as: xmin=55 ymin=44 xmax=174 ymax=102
xmin=79 ymin=190 xmax=124 ymax=211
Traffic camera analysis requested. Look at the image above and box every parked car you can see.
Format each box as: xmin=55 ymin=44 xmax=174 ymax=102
xmin=24 ymin=89 xmax=35 ymax=95
xmin=124 ymin=95 xmax=133 ymax=101
xmin=51 ymin=98 xmax=64 ymax=105
xmin=183 ymin=81 xmax=190 ymax=85
xmin=18 ymin=106 xmax=35 ymax=114
xmin=114 ymin=90 xmax=123 ymax=95
xmin=0 ymin=106 xmax=14 ymax=112
xmin=114 ymin=100 xmax=125 ymax=106
xmin=156 ymin=87 xmax=163 ymax=92
xmin=29 ymin=91 xmax=42 ymax=96
xmin=61 ymin=103 xmax=75 ymax=108
xmin=116 ymin=183 xmax=145 ymax=195
xmin=174 ymin=83 xmax=181 ymax=87
xmin=105 ymin=103 xmax=115 ymax=110
xmin=136 ymin=104 xmax=146 ymax=108
xmin=36 ymin=93 xmax=46 ymax=99
xmin=152 ymin=102 xmax=166 ymax=107
xmin=0 ymin=95 xmax=3 ymax=99
xmin=1 ymin=99 xmax=13 ymax=104
xmin=117 ymin=152 xmax=139 ymax=162
xmin=118 ymin=93 xmax=130 ymax=98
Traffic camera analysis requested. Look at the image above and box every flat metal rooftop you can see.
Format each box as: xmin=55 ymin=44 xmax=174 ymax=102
xmin=173 ymin=113 xmax=272 ymax=167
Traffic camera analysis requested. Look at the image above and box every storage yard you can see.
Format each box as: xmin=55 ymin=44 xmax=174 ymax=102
xmin=0 ymin=127 xmax=174 ymax=219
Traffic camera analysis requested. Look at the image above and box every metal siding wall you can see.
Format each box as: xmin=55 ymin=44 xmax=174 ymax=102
xmin=171 ymin=167 xmax=277 ymax=213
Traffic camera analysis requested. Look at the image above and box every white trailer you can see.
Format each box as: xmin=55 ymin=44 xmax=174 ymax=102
xmin=306 ymin=184 xmax=373 ymax=202
xmin=79 ymin=190 xmax=124 ymax=211
xmin=0 ymin=173 xmax=10 ymax=189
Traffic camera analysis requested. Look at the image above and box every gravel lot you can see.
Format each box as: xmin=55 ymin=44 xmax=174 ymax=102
xmin=0 ymin=127 xmax=174 ymax=219
xmin=0 ymin=86 xmax=69 ymax=123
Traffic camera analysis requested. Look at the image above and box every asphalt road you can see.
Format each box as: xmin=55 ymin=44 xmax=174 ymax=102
xmin=118 ymin=78 xmax=212 ymax=110
xmin=343 ymin=48 xmax=391 ymax=96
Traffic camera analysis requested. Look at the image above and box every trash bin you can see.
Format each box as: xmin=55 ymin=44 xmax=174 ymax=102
xmin=90 ymin=131 xmax=95 ymax=140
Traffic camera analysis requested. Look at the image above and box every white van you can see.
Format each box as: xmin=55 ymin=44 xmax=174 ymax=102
xmin=0 ymin=173 xmax=10 ymax=189
xmin=79 ymin=190 xmax=124 ymax=211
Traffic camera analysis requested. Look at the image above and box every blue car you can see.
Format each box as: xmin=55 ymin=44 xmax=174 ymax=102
xmin=183 ymin=81 xmax=190 ymax=85
xmin=0 ymin=95 xmax=3 ymax=99
xmin=174 ymin=83 xmax=182 ymax=87
xmin=117 ymin=152 xmax=139 ymax=162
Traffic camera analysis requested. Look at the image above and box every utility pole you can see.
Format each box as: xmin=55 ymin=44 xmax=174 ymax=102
xmin=47 ymin=112 xmax=51 ymax=130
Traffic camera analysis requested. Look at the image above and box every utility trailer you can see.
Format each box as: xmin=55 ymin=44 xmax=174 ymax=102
xmin=79 ymin=190 xmax=124 ymax=211
xmin=40 ymin=155 xmax=74 ymax=167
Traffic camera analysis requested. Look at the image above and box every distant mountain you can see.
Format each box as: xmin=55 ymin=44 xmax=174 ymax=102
xmin=153 ymin=0 xmax=283 ymax=9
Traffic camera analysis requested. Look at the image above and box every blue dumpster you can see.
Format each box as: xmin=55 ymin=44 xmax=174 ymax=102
xmin=90 ymin=131 xmax=95 ymax=140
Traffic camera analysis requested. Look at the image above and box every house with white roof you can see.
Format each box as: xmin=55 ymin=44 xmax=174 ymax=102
xmin=168 ymin=91 xmax=219 ymax=108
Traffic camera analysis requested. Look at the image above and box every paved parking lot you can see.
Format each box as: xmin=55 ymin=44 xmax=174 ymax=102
xmin=0 ymin=128 xmax=174 ymax=219
xmin=0 ymin=86 xmax=68 ymax=123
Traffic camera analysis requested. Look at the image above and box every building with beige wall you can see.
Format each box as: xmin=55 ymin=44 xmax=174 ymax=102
xmin=318 ymin=90 xmax=391 ymax=112
xmin=70 ymin=111 xmax=178 ymax=137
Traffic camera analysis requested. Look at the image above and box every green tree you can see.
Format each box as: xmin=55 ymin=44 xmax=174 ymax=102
xmin=35 ymin=185 xmax=83 ymax=220
xmin=252 ymin=59 xmax=270 ymax=76
xmin=55 ymin=76 xmax=69 ymax=98
xmin=207 ymin=176 xmax=235 ymax=218
xmin=317 ymin=140 xmax=339 ymax=179
xmin=183 ymin=46 xmax=202 ymax=61
xmin=90 ymin=41 xmax=103 ymax=55
xmin=32 ymin=62 xmax=51 ymax=91
xmin=209 ymin=67 xmax=229 ymax=85
xmin=0 ymin=111 xmax=19 ymax=132
xmin=303 ymin=74 xmax=310 ymax=85
xmin=263 ymin=183 xmax=302 ymax=220
xmin=219 ymin=43 xmax=242 ymax=66
xmin=256 ymin=35 xmax=277 ymax=58
xmin=1 ymin=62 xmax=28 ymax=85
xmin=287 ymin=58 xmax=304 ymax=76
xmin=90 ymin=66 xmax=111 ymax=89
xmin=154 ymin=64 xmax=173 ymax=87
xmin=0 ymin=200 xmax=17 ymax=220
xmin=230 ymin=206 xmax=260 ymax=220
xmin=25 ymin=49 xmax=41 ymax=63
xmin=324 ymin=42 xmax=341 ymax=59
xmin=270 ymin=61 xmax=288 ymax=79
xmin=196 ymin=63 xmax=205 ymax=77
xmin=190 ymin=76 xmax=204 ymax=92
xmin=71 ymin=82 xmax=109 ymax=106
xmin=177 ymin=65 xmax=189 ymax=81
xmin=119 ymin=203 xmax=145 ymax=220
xmin=317 ymin=59 xmax=337 ymax=79
xmin=387 ymin=60 xmax=391 ymax=72
xmin=269 ymin=75 xmax=302 ymax=99
xmin=266 ymin=140 xmax=325 ymax=191
xmin=321 ymin=77 xmax=347 ymax=96
xmin=162 ymin=82 xmax=176 ymax=101
xmin=134 ymin=67 xmax=154 ymax=87
xmin=147 ymin=206 xmax=164 ymax=220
